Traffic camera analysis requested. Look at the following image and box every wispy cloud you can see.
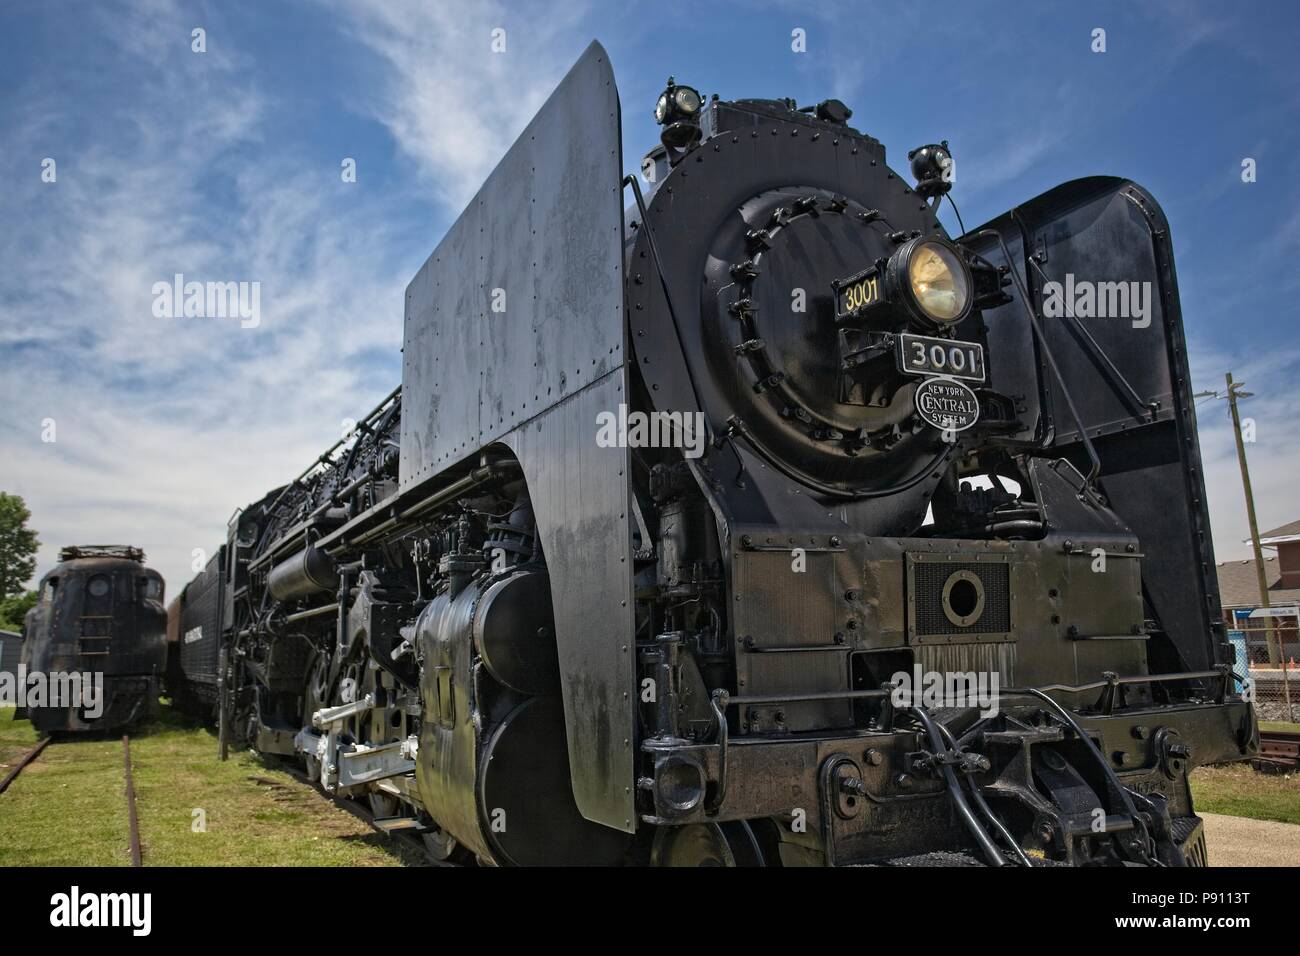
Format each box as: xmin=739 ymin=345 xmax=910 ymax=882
xmin=1 ymin=0 xmax=411 ymax=590
xmin=334 ymin=0 xmax=591 ymax=209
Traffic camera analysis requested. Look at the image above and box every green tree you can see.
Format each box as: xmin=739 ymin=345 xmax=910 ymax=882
xmin=0 ymin=492 xmax=40 ymax=599
xmin=0 ymin=590 xmax=37 ymax=631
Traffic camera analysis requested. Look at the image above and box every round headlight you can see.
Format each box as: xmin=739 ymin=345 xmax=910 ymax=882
xmin=906 ymin=240 xmax=970 ymax=324
xmin=673 ymin=86 xmax=702 ymax=115
xmin=654 ymin=92 xmax=670 ymax=124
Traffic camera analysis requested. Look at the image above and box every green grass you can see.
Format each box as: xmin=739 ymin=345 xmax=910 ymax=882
xmin=0 ymin=705 xmax=425 ymax=866
xmin=0 ymin=705 xmax=39 ymax=766
xmin=1188 ymin=721 xmax=1300 ymax=825
xmin=1192 ymin=762 xmax=1300 ymax=826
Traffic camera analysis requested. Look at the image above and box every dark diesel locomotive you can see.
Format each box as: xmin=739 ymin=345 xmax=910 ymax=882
xmin=20 ymin=545 xmax=166 ymax=733
xmin=172 ymin=43 xmax=1255 ymax=866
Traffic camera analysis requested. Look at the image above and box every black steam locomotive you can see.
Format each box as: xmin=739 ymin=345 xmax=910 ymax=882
xmin=20 ymin=545 xmax=166 ymax=733
xmin=171 ymin=43 xmax=1255 ymax=866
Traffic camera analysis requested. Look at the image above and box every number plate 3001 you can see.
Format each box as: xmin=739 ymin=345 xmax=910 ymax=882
xmin=896 ymin=333 xmax=986 ymax=382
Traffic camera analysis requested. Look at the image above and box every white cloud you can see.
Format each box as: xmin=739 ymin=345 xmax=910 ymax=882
xmin=1 ymin=0 xmax=411 ymax=593
xmin=334 ymin=0 xmax=591 ymax=209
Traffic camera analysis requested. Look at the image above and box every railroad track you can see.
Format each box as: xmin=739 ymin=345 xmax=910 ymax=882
xmin=0 ymin=734 xmax=144 ymax=866
xmin=123 ymin=735 xmax=142 ymax=866
xmin=4 ymin=729 xmax=437 ymax=867
xmin=277 ymin=759 xmax=453 ymax=866
xmin=1254 ymin=728 xmax=1300 ymax=772
xmin=0 ymin=736 xmax=51 ymax=795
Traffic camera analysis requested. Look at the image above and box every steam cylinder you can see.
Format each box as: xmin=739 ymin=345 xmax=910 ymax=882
xmin=267 ymin=547 xmax=340 ymax=602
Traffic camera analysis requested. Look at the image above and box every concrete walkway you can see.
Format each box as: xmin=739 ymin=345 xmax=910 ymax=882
xmin=1203 ymin=812 xmax=1300 ymax=866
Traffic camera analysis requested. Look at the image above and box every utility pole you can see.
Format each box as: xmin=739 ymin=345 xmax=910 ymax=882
xmin=1223 ymin=372 xmax=1280 ymax=666
xmin=1199 ymin=372 xmax=1292 ymax=720
xmin=1198 ymin=374 xmax=1281 ymax=664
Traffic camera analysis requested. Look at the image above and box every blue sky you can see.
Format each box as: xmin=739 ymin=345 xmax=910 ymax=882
xmin=1 ymin=0 xmax=1297 ymax=592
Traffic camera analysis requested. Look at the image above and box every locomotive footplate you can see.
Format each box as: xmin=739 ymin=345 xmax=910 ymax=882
xmin=643 ymin=697 xmax=1253 ymax=866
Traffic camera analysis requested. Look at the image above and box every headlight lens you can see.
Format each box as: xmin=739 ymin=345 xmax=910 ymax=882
xmin=654 ymin=93 xmax=670 ymax=124
xmin=907 ymin=240 xmax=970 ymax=324
xmin=674 ymin=86 xmax=702 ymax=114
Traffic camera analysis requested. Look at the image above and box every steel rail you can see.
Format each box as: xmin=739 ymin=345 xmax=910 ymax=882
xmin=123 ymin=735 xmax=142 ymax=867
xmin=0 ymin=736 xmax=52 ymax=795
